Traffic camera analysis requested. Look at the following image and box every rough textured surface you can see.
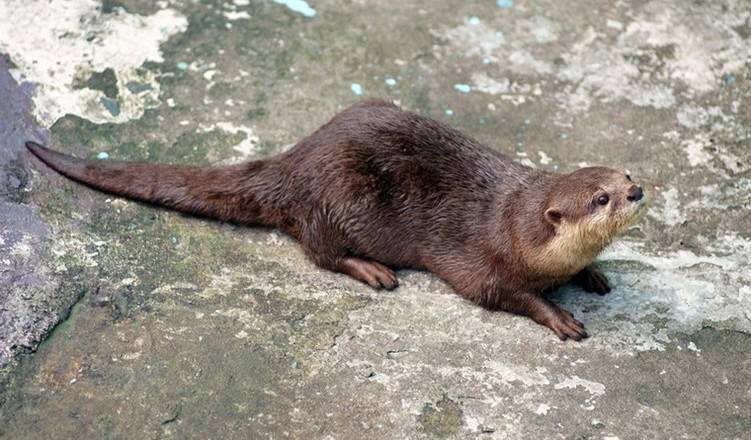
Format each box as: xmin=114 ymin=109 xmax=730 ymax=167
xmin=0 ymin=55 xmax=58 ymax=368
xmin=1 ymin=0 xmax=749 ymax=438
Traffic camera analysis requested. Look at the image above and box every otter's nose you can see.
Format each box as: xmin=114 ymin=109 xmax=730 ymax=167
xmin=627 ymin=185 xmax=644 ymax=202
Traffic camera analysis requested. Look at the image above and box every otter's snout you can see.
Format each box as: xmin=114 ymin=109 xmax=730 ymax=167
xmin=627 ymin=185 xmax=644 ymax=202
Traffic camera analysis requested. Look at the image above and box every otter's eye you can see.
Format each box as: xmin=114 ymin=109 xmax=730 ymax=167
xmin=626 ymin=174 xmax=632 ymax=181
xmin=597 ymin=195 xmax=609 ymax=206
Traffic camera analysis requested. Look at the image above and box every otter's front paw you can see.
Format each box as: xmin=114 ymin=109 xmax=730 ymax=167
xmin=573 ymin=266 xmax=611 ymax=295
xmin=545 ymin=306 xmax=588 ymax=341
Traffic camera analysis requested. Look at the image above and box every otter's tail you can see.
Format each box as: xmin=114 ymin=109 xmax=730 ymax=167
xmin=26 ymin=141 xmax=279 ymax=226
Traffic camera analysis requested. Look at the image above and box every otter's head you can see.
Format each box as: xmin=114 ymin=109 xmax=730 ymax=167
xmin=529 ymin=167 xmax=647 ymax=275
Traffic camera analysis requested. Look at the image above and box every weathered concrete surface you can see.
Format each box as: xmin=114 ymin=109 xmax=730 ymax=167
xmin=0 ymin=53 xmax=59 ymax=369
xmin=1 ymin=0 xmax=749 ymax=438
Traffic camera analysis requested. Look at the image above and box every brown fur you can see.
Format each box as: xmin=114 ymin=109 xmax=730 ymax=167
xmin=26 ymin=99 xmax=647 ymax=340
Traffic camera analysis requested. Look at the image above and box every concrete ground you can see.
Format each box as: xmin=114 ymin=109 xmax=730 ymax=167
xmin=1 ymin=0 xmax=749 ymax=438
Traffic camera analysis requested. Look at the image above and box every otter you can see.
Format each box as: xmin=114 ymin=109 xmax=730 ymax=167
xmin=26 ymin=99 xmax=647 ymax=340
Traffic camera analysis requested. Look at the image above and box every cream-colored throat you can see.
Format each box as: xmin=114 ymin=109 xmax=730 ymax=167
xmin=526 ymin=219 xmax=611 ymax=277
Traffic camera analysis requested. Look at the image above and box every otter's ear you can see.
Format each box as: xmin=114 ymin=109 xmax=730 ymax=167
xmin=544 ymin=208 xmax=563 ymax=225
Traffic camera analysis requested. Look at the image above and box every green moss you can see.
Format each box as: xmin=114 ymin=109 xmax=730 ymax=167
xmin=167 ymin=129 xmax=245 ymax=164
xmin=208 ymin=81 xmax=235 ymax=100
xmin=50 ymin=112 xmax=241 ymax=164
xmin=51 ymin=115 xmax=128 ymax=154
xmin=417 ymin=395 xmax=464 ymax=438
xmin=246 ymin=106 xmax=268 ymax=121
xmin=87 ymin=207 xmax=248 ymax=293
xmin=254 ymin=139 xmax=282 ymax=157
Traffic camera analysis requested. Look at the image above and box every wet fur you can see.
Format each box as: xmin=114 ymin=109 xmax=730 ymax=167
xmin=26 ymin=99 xmax=646 ymax=340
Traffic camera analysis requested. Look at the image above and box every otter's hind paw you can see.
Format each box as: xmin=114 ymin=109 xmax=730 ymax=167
xmin=340 ymin=257 xmax=399 ymax=290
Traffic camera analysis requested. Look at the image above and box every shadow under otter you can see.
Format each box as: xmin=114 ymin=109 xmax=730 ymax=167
xmin=26 ymin=99 xmax=647 ymax=340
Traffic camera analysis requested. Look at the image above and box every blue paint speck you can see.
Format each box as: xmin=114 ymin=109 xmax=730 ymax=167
xmin=560 ymin=132 xmax=569 ymax=140
xmin=482 ymin=57 xmax=491 ymax=65
xmin=497 ymin=0 xmax=513 ymax=9
xmin=99 ymin=96 xmax=120 ymax=116
xmin=445 ymin=109 xmax=454 ymax=116
xmin=454 ymin=83 xmax=471 ymax=93
xmin=516 ymin=141 xmax=523 ymax=147
xmin=273 ymin=0 xmax=316 ymax=17
xmin=468 ymin=16 xmax=481 ymax=25
xmin=125 ymin=81 xmax=151 ymax=94
xmin=479 ymin=118 xmax=486 ymax=125
xmin=495 ymin=31 xmax=505 ymax=40
xmin=96 ymin=152 xmax=109 ymax=160
xmin=176 ymin=61 xmax=188 ymax=70
xmin=523 ymin=119 xmax=531 ymax=125
xmin=723 ymin=74 xmax=736 ymax=85
xmin=385 ymin=77 xmax=397 ymax=86
xmin=350 ymin=83 xmax=363 ymax=95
